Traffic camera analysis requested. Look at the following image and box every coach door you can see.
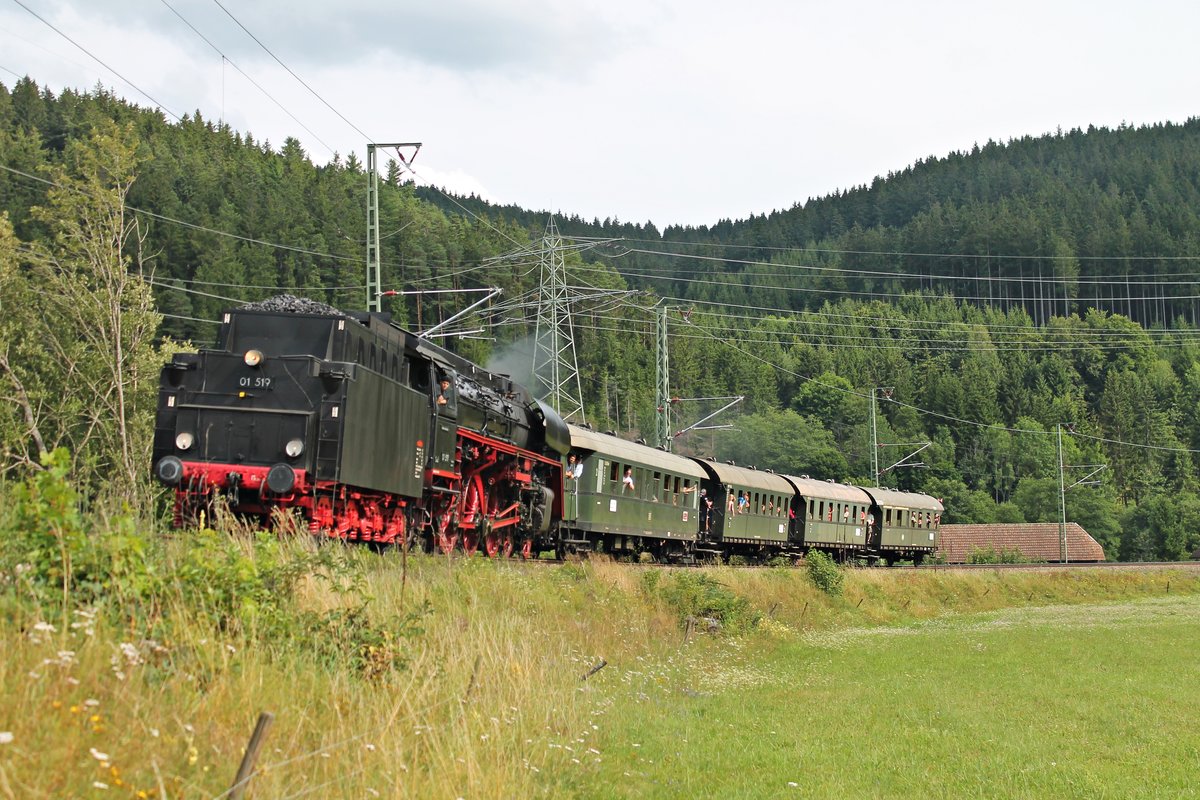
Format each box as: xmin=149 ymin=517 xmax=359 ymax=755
xmin=866 ymin=503 xmax=882 ymax=552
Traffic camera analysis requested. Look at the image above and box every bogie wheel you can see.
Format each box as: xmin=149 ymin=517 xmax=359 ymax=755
xmin=436 ymin=531 xmax=459 ymax=554
xmin=521 ymin=538 xmax=534 ymax=559
xmin=462 ymin=532 xmax=480 ymax=557
xmin=484 ymin=531 xmax=501 ymax=558
xmin=502 ymin=535 xmax=515 ymax=558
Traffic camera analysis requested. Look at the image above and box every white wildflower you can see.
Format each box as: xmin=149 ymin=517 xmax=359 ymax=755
xmin=0 ymin=732 xmax=13 ymax=745
xmin=89 ymin=748 xmax=110 ymax=761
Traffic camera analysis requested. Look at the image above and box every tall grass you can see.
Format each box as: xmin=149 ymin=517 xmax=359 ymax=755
xmin=1 ymin=460 xmax=1197 ymax=796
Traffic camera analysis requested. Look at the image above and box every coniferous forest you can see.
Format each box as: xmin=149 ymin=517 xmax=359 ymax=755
xmin=3 ymin=77 xmax=1200 ymax=560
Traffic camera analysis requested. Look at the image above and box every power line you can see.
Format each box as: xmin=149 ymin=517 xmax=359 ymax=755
xmin=159 ymin=0 xmax=337 ymax=157
xmin=210 ymin=0 xmax=370 ymax=142
xmin=593 ymin=245 xmax=1200 ymax=286
xmin=9 ymin=0 xmax=182 ymax=121
xmin=576 ymin=261 xmax=1200 ymax=305
xmin=615 ymin=297 xmax=1200 ymax=454
xmin=575 ymin=233 xmax=1200 ymax=263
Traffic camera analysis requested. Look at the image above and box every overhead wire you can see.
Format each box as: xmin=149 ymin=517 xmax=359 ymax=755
xmin=481 ymin=313 xmax=1200 ymax=353
xmin=10 ymin=0 xmax=182 ymax=121
xmin=158 ymin=0 xmax=338 ymax=157
xmin=571 ymin=261 xmax=1200 ymax=305
xmin=0 ymin=162 xmax=524 ymax=284
xmin=611 ymin=296 xmax=1200 ymax=454
xmin=574 ymin=233 xmax=1200 ymax=263
xmin=647 ymin=298 xmax=1200 ymax=344
xmin=210 ymin=0 xmax=369 ymax=142
xmin=590 ymin=245 xmax=1200 ymax=286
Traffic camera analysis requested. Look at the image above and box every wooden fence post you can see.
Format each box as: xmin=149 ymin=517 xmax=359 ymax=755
xmin=229 ymin=712 xmax=274 ymax=800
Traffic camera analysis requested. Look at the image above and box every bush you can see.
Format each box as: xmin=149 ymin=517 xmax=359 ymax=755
xmin=0 ymin=451 xmax=424 ymax=679
xmin=967 ymin=545 xmax=1032 ymax=564
xmin=641 ymin=570 xmax=760 ymax=633
xmin=0 ymin=449 xmax=154 ymax=608
xmin=806 ymin=550 xmax=844 ymax=596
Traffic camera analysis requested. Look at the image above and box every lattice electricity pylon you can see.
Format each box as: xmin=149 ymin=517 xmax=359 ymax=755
xmin=532 ymin=218 xmax=586 ymax=422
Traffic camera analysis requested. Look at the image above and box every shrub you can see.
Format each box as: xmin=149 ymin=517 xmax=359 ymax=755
xmin=0 ymin=451 xmax=424 ymax=679
xmin=1 ymin=449 xmax=155 ymax=608
xmin=642 ymin=570 xmax=760 ymax=633
xmin=967 ymin=545 xmax=1031 ymax=564
xmin=806 ymin=550 xmax=844 ymax=596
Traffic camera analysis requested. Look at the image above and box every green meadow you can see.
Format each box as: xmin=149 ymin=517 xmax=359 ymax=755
xmin=578 ymin=595 xmax=1200 ymax=799
xmin=2 ymin=478 xmax=1198 ymax=799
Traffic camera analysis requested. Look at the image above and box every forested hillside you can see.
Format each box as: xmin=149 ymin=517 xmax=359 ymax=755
xmin=2 ymin=77 xmax=1199 ymax=561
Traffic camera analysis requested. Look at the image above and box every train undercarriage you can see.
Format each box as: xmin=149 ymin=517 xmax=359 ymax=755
xmin=165 ymin=429 xmax=557 ymax=559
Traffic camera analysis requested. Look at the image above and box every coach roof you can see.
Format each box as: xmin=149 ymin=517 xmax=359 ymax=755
xmin=784 ymin=475 xmax=873 ymax=504
xmin=567 ymin=426 xmax=706 ymax=478
xmin=861 ymin=488 xmax=944 ymax=511
xmin=694 ymin=459 xmax=794 ymax=494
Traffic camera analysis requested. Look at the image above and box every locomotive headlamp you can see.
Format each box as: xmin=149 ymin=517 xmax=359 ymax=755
xmin=285 ymin=438 xmax=304 ymax=458
xmin=175 ymin=431 xmax=195 ymax=451
xmin=243 ymin=349 xmax=264 ymax=367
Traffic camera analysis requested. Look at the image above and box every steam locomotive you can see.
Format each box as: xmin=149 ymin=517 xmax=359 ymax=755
xmin=152 ymin=297 xmax=942 ymax=564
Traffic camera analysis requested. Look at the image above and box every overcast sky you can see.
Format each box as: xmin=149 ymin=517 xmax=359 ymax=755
xmin=2 ymin=0 xmax=1198 ymax=228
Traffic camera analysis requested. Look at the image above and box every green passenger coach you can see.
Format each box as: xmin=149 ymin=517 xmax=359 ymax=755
xmin=693 ymin=460 xmax=794 ymax=555
xmin=785 ymin=476 xmax=875 ymax=558
xmin=560 ymin=425 xmax=706 ymax=560
xmin=861 ymin=487 xmax=944 ymax=565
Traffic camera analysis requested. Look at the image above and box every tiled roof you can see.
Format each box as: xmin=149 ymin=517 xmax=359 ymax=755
xmin=938 ymin=523 xmax=1105 ymax=563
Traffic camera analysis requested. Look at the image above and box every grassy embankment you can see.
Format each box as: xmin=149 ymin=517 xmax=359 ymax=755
xmin=1 ymin=462 xmax=1197 ymax=798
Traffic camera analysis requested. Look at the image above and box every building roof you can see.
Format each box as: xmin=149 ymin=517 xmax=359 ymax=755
xmin=938 ymin=523 xmax=1106 ymax=563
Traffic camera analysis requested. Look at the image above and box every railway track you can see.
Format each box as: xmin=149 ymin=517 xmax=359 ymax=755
xmin=445 ymin=552 xmax=1200 ymax=571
